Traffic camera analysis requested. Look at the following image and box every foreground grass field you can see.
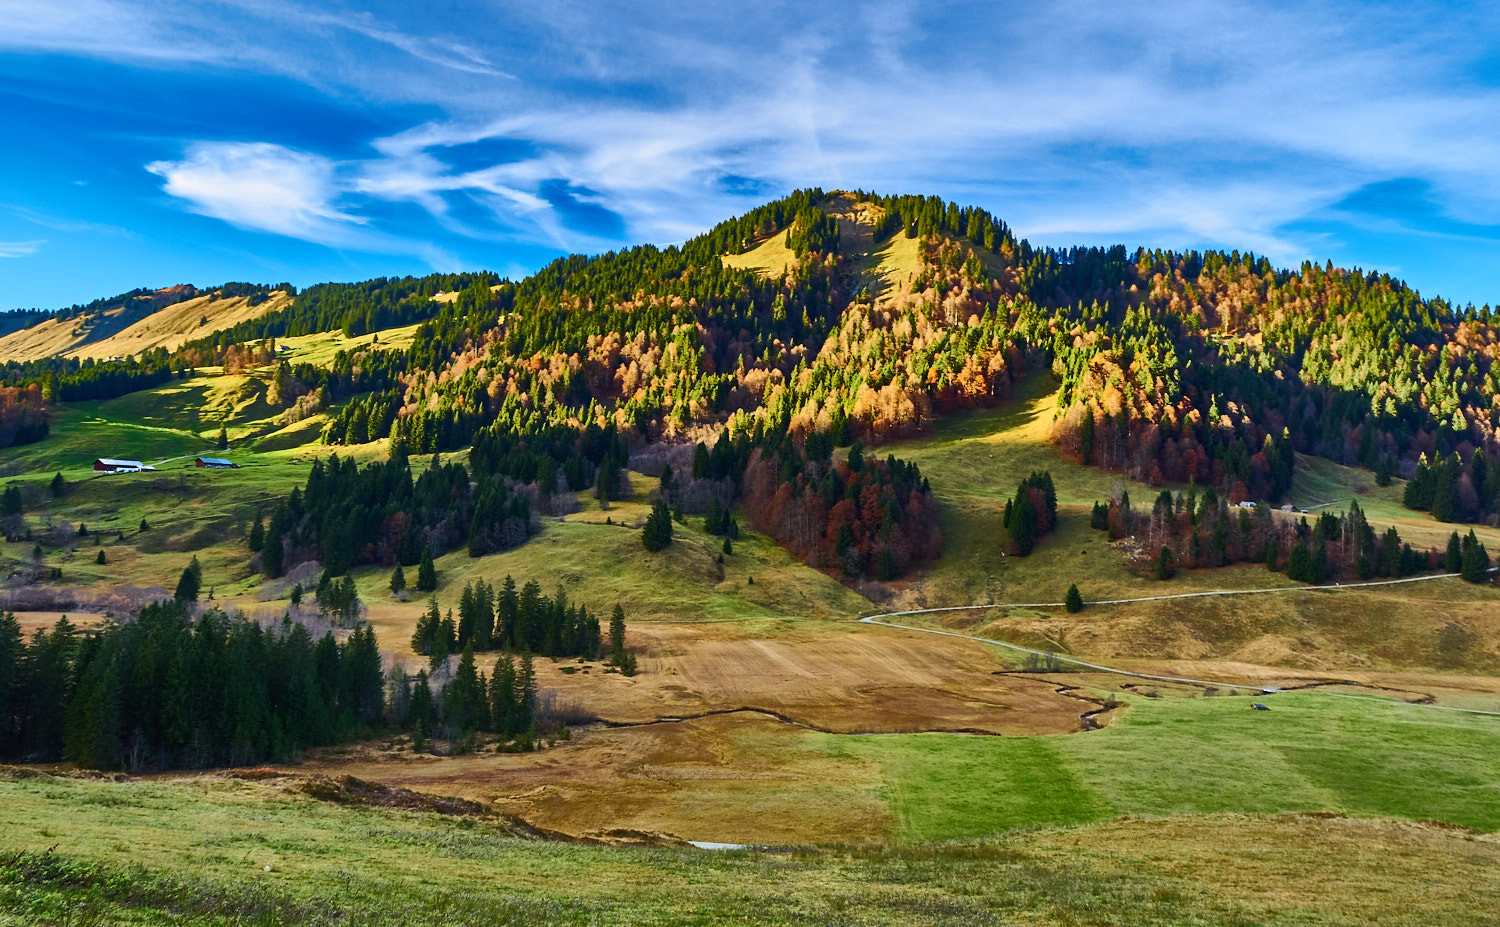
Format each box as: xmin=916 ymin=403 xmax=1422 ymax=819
xmin=0 ymin=767 xmax=1496 ymax=926
xmin=821 ymin=690 xmax=1500 ymax=842
xmin=290 ymin=686 xmax=1500 ymax=845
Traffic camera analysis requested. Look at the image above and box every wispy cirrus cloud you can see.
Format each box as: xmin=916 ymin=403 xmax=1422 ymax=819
xmin=0 ymin=240 xmax=44 ymax=258
xmin=5 ymin=0 xmax=1500 ymax=304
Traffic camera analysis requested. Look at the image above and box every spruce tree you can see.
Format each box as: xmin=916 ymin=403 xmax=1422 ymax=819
xmin=642 ymin=500 xmax=673 ymax=551
xmin=96 ymin=550 xmax=106 ymax=565
xmin=490 ymin=654 xmax=516 ymax=737
xmin=174 ymin=557 xmax=202 ymax=602
xmin=1153 ymin=546 xmax=1174 ymax=580
xmin=416 ymin=548 xmax=437 ymax=591
xmin=49 ymin=472 xmax=65 ymax=497
xmin=1008 ymin=488 xmax=1036 ymax=556
xmin=1 ymin=485 xmax=20 ymax=516
xmin=1065 ymin=583 xmax=1084 ymax=612
xmin=517 ymin=651 xmax=537 ymax=732
xmin=445 ymin=644 xmax=482 ymax=736
xmin=1445 ymin=531 xmax=1463 ymax=572
xmin=0 ymin=612 xmax=20 ymax=758
xmin=429 ymin=622 xmax=450 ymax=671
xmin=409 ymin=671 xmax=434 ymax=735
xmin=389 ymin=564 xmax=407 ymax=597
xmin=217 ymin=426 xmax=229 ymax=450
xmin=1460 ymin=530 xmax=1491 ymax=583
xmin=609 ymin=604 xmax=626 ymax=663
xmin=139 ymin=517 xmax=149 ymax=533
xmin=411 ymin=597 xmax=441 ymax=654
xmin=248 ymin=515 xmax=264 ymax=552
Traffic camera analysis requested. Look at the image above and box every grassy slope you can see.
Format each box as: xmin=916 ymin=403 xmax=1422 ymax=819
xmin=820 ymin=690 xmax=1500 ymax=842
xmin=350 ymin=473 xmax=870 ymax=661
xmin=70 ymin=291 xmax=294 ymax=360
xmin=0 ymin=291 xmax=291 ymax=363
xmin=875 ymin=370 xmax=1500 ymax=670
xmin=274 ymin=322 xmax=421 ymax=366
xmin=0 ymin=769 xmax=1496 ymax=926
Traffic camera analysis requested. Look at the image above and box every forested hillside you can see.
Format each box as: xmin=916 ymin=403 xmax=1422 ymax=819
xmin=5 ymin=190 xmax=1498 ymax=535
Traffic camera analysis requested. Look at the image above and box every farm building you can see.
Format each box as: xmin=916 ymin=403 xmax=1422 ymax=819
xmin=93 ymin=458 xmax=149 ymax=473
xmin=195 ymin=457 xmax=238 ymax=469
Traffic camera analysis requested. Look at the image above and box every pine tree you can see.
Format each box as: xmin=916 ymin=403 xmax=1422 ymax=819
xmin=1090 ymin=501 xmax=1109 ymax=530
xmin=1153 ymin=546 xmax=1175 ymax=580
xmin=517 ymin=651 xmax=537 ymax=732
xmin=174 ymin=556 xmax=202 ymax=602
xmin=49 ymin=472 xmax=65 ymax=497
xmin=217 ymin=426 xmax=229 ymax=450
xmin=416 ymin=548 xmax=436 ymax=591
xmin=497 ymin=576 xmax=518 ymax=649
xmin=343 ymin=625 xmax=385 ymax=725
xmin=445 ymin=644 xmax=482 ymax=736
xmin=96 ymin=550 xmax=106 ymax=565
xmin=389 ymin=565 xmax=407 ymax=597
xmin=1008 ymin=487 xmax=1036 ymax=556
xmin=408 ymin=670 xmax=434 ymax=733
xmin=705 ymin=497 xmax=726 ymax=534
xmin=139 ymin=517 xmax=149 ymax=533
xmin=1445 ymin=531 xmax=1463 ymax=572
xmin=429 ymin=621 xmax=450 ymax=671
xmin=642 ymin=500 xmax=673 ymax=551
xmin=1460 ymin=530 xmax=1491 ymax=583
xmin=1374 ymin=454 xmax=1394 ymax=487
xmin=722 ymin=536 xmax=733 ymax=556
xmin=0 ymin=612 xmax=21 ymax=758
xmin=1065 ymin=583 xmax=1084 ymax=613
xmin=411 ymin=597 xmax=441 ymax=655
xmin=248 ymin=514 xmax=264 ymax=552
xmin=692 ymin=442 xmax=710 ymax=479
xmin=490 ymin=653 xmax=517 ymax=737
xmin=609 ymin=604 xmax=626 ymax=663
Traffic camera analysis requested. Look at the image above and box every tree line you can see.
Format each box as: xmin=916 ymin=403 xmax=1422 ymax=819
xmin=0 ymin=605 xmax=382 ymax=770
xmin=408 ymin=577 xmax=606 ymax=665
xmin=1089 ymin=487 xmax=1491 ymax=585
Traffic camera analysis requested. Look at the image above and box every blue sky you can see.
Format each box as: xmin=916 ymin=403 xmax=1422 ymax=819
xmin=2 ymin=0 xmax=1499 ymax=310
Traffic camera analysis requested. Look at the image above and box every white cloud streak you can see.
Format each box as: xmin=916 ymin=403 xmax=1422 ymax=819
xmin=0 ymin=241 xmax=44 ymax=258
xmin=147 ymin=142 xmax=362 ymax=240
xmin=11 ymin=0 xmax=1500 ymax=278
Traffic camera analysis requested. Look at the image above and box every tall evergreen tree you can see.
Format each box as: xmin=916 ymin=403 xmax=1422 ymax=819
xmin=609 ymin=604 xmax=626 ymax=663
xmin=389 ymin=564 xmax=407 ymax=596
xmin=642 ymin=500 xmax=674 ymax=551
xmin=489 ymin=653 xmax=517 ymax=737
xmin=517 ymin=651 xmax=537 ymax=734
xmin=416 ymin=548 xmax=437 ymax=591
xmin=174 ymin=556 xmax=202 ymax=602
xmin=1460 ymin=530 xmax=1491 ymax=583
xmin=1445 ymin=531 xmax=1463 ymax=572
xmin=0 ymin=612 xmax=20 ymax=757
xmin=1154 ymin=546 xmax=1176 ymax=580
xmin=445 ymin=644 xmax=483 ymax=736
